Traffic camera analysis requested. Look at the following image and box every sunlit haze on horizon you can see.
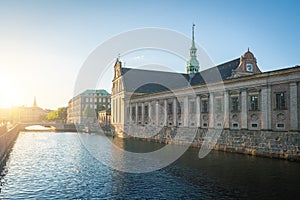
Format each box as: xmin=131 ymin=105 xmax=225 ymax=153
xmin=0 ymin=0 xmax=299 ymax=110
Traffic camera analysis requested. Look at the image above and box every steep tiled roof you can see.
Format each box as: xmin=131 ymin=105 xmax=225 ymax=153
xmin=120 ymin=58 xmax=240 ymax=93
xmin=189 ymin=58 xmax=240 ymax=85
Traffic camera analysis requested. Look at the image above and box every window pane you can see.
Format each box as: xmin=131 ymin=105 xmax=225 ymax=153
xmin=231 ymin=97 xmax=239 ymax=111
xmin=202 ymin=100 xmax=208 ymax=113
xmin=190 ymin=101 xmax=195 ymax=113
xmin=144 ymin=105 xmax=149 ymax=116
xmin=132 ymin=107 xmax=136 ymax=120
xmin=250 ymin=95 xmax=258 ymax=111
xmin=216 ymin=98 xmax=222 ymax=112
xmin=168 ymin=103 xmax=173 ymax=115
xmin=276 ymin=92 xmax=285 ymax=110
xmin=177 ymin=102 xmax=182 ymax=115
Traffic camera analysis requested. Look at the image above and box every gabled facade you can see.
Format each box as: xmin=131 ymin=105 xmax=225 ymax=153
xmin=111 ymin=59 xmax=126 ymax=131
xmin=231 ymin=48 xmax=261 ymax=78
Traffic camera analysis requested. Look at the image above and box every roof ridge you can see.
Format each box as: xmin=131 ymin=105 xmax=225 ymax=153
xmin=122 ymin=58 xmax=240 ymax=75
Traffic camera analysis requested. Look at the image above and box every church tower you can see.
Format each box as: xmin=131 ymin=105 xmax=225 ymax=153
xmin=186 ymin=24 xmax=200 ymax=74
xmin=33 ymin=96 xmax=37 ymax=107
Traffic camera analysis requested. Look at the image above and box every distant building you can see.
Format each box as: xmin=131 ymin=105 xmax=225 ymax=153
xmin=98 ymin=109 xmax=111 ymax=126
xmin=111 ymin=26 xmax=300 ymax=137
xmin=67 ymin=89 xmax=111 ymax=124
xmin=0 ymin=108 xmax=9 ymax=133
xmin=0 ymin=108 xmax=9 ymax=123
xmin=16 ymin=97 xmax=49 ymax=123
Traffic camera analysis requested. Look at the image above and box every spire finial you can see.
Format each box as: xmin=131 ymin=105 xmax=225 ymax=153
xmin=192 ymin=23 xmax=195 ymax=41
xmin=33 ymin=96 xmax=37 ymax=107
xmin=117 ymin=53 xmax=120 ymax=61
xmin=247 ymin=47 xmax=250 ymax=52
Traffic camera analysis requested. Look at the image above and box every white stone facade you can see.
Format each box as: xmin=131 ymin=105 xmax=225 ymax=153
xmin=111 ymin=54 xmax=300 ymax=136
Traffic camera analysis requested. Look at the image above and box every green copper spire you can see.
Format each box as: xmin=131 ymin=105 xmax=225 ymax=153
xmin=186 ymin=24 xmax=200 ymax=74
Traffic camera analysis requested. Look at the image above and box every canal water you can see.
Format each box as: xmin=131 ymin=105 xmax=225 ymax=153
xmin=0 ymin=131 xmax=299 ymax=199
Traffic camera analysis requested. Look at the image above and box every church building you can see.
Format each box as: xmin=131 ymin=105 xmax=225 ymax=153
xmin=111 ymin=26 xmax=300 ymax=138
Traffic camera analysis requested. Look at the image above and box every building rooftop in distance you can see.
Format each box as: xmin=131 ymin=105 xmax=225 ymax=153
xmin=80 ymin=89 xmax=110 ymax=96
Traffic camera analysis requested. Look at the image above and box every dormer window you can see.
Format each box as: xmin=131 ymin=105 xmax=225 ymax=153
xmin=246 ymin=64 xmax=253 ymax=72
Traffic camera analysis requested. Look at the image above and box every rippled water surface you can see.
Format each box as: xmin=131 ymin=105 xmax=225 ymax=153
xmin=0 ymin=132 xmax=299 ymax=199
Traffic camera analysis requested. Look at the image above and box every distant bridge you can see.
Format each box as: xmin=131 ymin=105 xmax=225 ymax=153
xmin=17 ymin=122 xmax=76 ymax=132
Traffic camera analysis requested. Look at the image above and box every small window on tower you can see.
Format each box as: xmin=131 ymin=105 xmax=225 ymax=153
xmin=246 ymin=64 xmax=253 ymax=72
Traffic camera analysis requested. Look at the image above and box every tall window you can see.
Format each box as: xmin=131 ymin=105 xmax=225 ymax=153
xmin=138 ymin=106 xmax=142 ymax=121
xmin=249 ymin=95 xmax=259 ymax=111
xmin=201 ymin=100 xmax=208 ymax=113
xmin=275 ymin=92 xmax=286 ymax=110
xmin=177 ymin=102 xmax=182 ymax=115
xmin=144 ymin=105 xmax=149 ymax=119
xmin=215 ymin=98 xmax=222 ymax=112
xmin=132 ymin=106 xmax=136 ymax=120
xmin=189 ymin=101 xmax=195 ymax=113
xmin=168 ymin=103 xmax=173 ymax=115
xmin=231 ymin=97 xmax=239 ymax=112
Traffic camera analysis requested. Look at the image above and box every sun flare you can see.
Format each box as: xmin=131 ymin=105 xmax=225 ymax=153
xmin=0 ymin=75 xmax=17 ymax=108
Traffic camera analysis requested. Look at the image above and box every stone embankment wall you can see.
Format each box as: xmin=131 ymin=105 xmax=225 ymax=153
xmin=0 ymin=125 xmax=21 ymax=166
xmin=214 ymin=130 xmax=299 ymax=161
xmin=119 ymin=126 xmax=300 ymax=161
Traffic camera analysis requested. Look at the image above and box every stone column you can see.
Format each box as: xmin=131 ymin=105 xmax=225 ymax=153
xmin=290 ymin=82 xmax=298 ymax=131
xmin=112 ymin=99 xmax=114 ymax=123
xmin=121 ymin=98 xmax=124 ymax=125
xmin=114 ymin=99 xmax=116 ymax=123
xmin=129 ymin=104 xmax=132 ymax=124
xmin=224 ymin=91 xmax=229 ymax=129
xmin=148 ymin=102 xmax=152 ymax=125
xmin=173 ymin=98 xmax=177 ymax=126
xmin=155 ymin=100 xmax=159 ymax=126
xmin=135 ymin=103 xmax=138 ymax=125
xmin=141 ymin=102 xmax=145 ymax=125
xmin=118 ymin=98 xmax=121 ymax=124
xmin=241 ymin=89 xmax=248 ymax=129
xmin=117 ymin=97 xmax=121 ymax=124
xmin=183 ymin=96 xmax=189 ymax=127
xmin=116 ymin=98 xmax=119 ymax=123
xmin=209 ymin=93 xmax=214 ymax=128
xmin=164 ymin=99 xmax=168 ymax=126
xmin=261 ymin=86 xmax=271 ymax=130
xmin=196 ymin=95 xmax=200 ymax=127
xmin=122 ymin=99 xmax=126 ymax=125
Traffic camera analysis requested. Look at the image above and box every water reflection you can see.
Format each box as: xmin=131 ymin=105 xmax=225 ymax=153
xmin=24 ymin=125 xmax=53 ymax=131
xmin=0 ymin=132 xmax=299 ymax=199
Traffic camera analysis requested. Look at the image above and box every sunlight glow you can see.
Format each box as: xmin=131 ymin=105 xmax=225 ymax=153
xmin=0 ymin=75 xmax=17 ymax=108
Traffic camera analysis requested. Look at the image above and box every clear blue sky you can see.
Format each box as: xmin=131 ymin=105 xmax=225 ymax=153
xmin=0 ymin=0 xmax=299 ymax=109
